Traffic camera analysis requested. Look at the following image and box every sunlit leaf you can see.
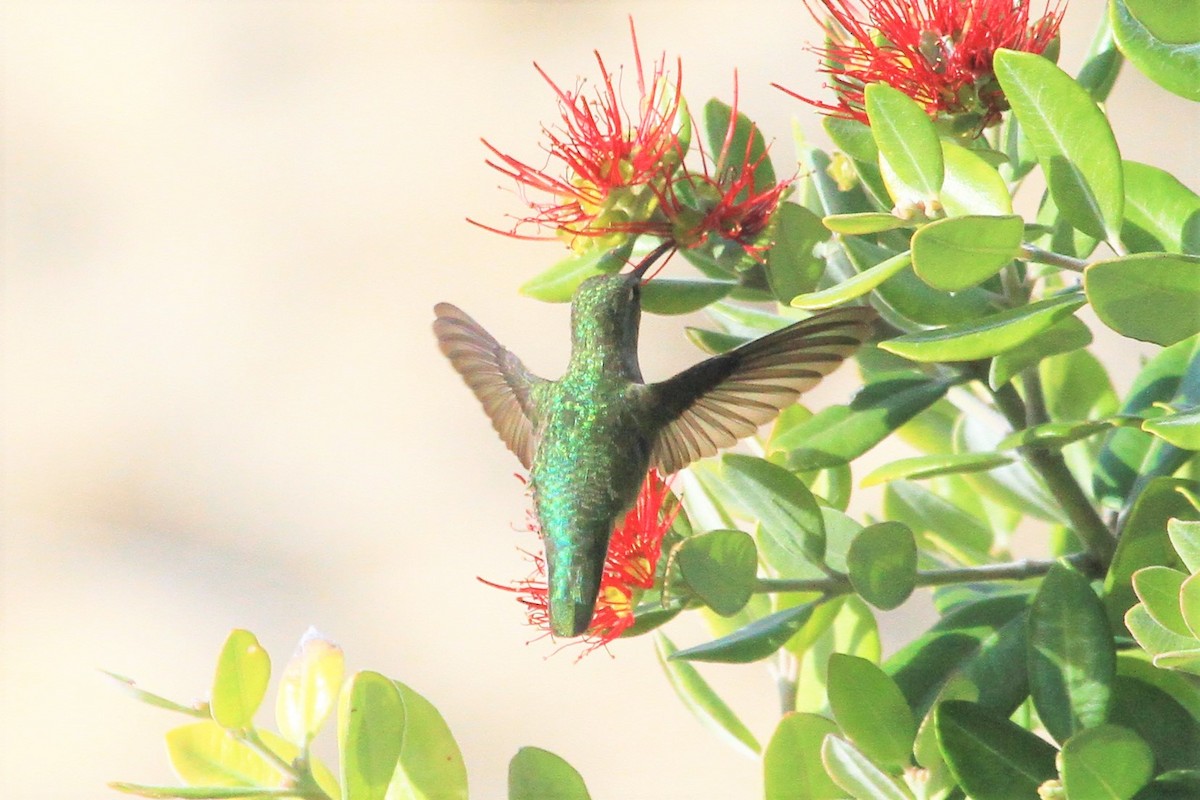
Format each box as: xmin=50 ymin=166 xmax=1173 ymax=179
xmin=166 ymin=721 xmax=284 ymax=788
xmin=846 ymin=522 xmax=917 ymax=611
xmin=1085 ymin=253 xmax=1200 ymax=346
xmin=508 ymin=747 xmax=591 ymax=800
xmin=338 ymin=672 xmax=404 ymax=800
xmin=211 ymin=630 xmax=270 ymax=731
xmin=763 ymin=714 xmax=843 ymax=800
xmin=828 ymin=654 xmax=916 ymax=771
xmin=1060 ymin=725 xmax=1154 ymax=800
xmin=387 ymin=681 xmax=468 ymax=800
xmin=935 ymin=701 xmax=1057 ymax=800
xmin=655 ymin=634 xmax=760 ymax=757
xmin=911 ymin=215 xmax=1024 ymax=291
xmin=1111 ymin=0 xmax=1200 ymax=102
xmin=820 ymin=737 xmax=915 ymax=800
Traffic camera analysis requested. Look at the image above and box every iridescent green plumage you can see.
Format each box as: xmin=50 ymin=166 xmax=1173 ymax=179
xmin=435 ymin=252 xmax=875 ymax=637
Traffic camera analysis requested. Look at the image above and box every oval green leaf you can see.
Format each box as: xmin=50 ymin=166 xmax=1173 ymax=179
xmin=940 ymin=140 xmax=1013 ymax=217
xmin=879 ymin=292 xmax=1086 ymax=362
xmin=766 ymin=203 xmax=829 ymax=303
xmin=847 ymin=522 xmax=917 ymax=611
xmin=1169 ymin=519 xmax=1200 ymax=573
xmin=640 ymin=278 xmax=736 ymax=315
xmin=993 ymin=49 xmax=1124 ymax=243
xmin=866 ymin=83 xmax=943 ymax=201
xmin=935 ymin=700 xmax=1057 ymax=800
xmin=1133 ymin=566 xmax=1192 ymax=636
xmin=997 ymin=417 xmax=1129 ymax=452
xmin=827 ymin=653 xmax=916 ymax=771
xmin=1122 ymin=161 xmax=1200 ymax=255
xmin=820 ymin=736 xmax=915 ymax=800
xmin=389 ymin=681 xmax=468 ymax=800
xmin=1028 ymin=564 xmax=1116 ymax=744
xmin=338 ymin=672 xmax=404 ymax=800
xmin=1125 ymin=604 xmax=1200 ymax=659
xmin=676 ymin=530 xmax=758 ymax=616
xmin=1060 ymin=725 xmax=1154 ymax=800
xmin=911 ymin=214 xmax=1024 ymax=291
xmin=518 ymin=242 xmax=634 ymax=302
xmin=210 ymin=630 xmax=271 ymax=731
xmin=277 ymin=629 xmax=344 ymax=748
xmin=655 ymin=634 xmax=761 ymax=756
xmin=861 ymin=452 xmax=1013 ymax=488
xmin=704 ymin=99 xmax=776 ymax=194
xmin=508 ymin=747 xmax=591 ymax=800
xmin=763 ymin=714 xmax=843 ymax=800
xmin=791 ymin=250 xmax=912 ymax=309
xmin=670 ymin=600 xmax=818 ymax=664
xmin=1181 ymin=573 xmax=1200 ymax=639
xmin=1086 ymin=253 xmax=1200 ymax=346
xmin=1111 ymin=0 xmax=1200 ymax=102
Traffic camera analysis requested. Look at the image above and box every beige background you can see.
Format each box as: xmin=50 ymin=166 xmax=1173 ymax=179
xmin=3 ymin=2 xmax=1196 ymax=798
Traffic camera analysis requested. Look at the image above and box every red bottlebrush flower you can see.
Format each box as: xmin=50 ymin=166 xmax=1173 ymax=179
xmin=485 ymin=470 xmax=678 ymax=658
xmin=780 ymin=0 xmax=1064 ymax=129
xmin=660 ymin=80 xmax=790 ymax=261
xmin=477 ymin=19 xmax=685 ymax=247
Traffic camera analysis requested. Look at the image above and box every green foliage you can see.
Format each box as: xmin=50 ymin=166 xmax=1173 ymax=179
xmin=117 ymin=7 xmax=1200 ymax=799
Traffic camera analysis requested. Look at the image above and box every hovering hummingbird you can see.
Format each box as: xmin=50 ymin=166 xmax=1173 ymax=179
xmin=434 ymin=245 xmax=875 ymax=637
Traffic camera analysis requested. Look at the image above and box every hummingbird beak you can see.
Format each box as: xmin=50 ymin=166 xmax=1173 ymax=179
xmin=629 ymin=240 xmax=675 ymax=281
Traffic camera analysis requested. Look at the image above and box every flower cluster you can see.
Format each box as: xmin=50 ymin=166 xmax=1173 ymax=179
xmin=477 ymin=20 xmax=789 ymax=262
xmin=782 ymin=0 xmax=1063 ymax=129
xmin=487 ymin=470 xmax=677 ymax=657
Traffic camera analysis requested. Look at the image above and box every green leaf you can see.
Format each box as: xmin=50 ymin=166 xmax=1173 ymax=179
xmin=866 ymin=83 xmax=944 ymax=202
xmin=825 ymin=116 xmax=879 ymax=164
xmin=996 ymin=417 xmax=1131 ymax=452
xmin=1104 ymin=478 xmax=1197 ymax=629
xmin=1122 ymin=161 xmax=1200 ymax=255
xmin=1144 ymin=408 xmax=1200 ymax=449
xmin=861 ymin=452 xmax=1014 ymax=487
xmin=654 ymin=634 xmax=760 ymax=756
xmin=670 ymin=600 xmax=819 ymax=664
xmin=763 ymin=714 xmax=843 ymax=800
xmin=1041 ymin=347 xmax=1119 ymax=424
xmin=823 ymin=212 xmax=910 ymax=235
xmin=1086 ymin=254 xmax=1200 ymax=346
xmin=518 ymin=242 xmax=634 ymax=302
xmin=879 ymin=292 xmax=1086 ymax=362
xmin=1124 ymin=0 xmax=1200 ymax=43
xmin=828 ymin=653 xmax=916 ymax=771
xmin=704 ymin=99 xmax=775 ymax=195
xmin=507 ymin=747 xmax=591 ymax=800
xmin=911 ymin=215 xmax=1024 ymax=291
xmin=1126 ymin=604 xmax=1200 ymax=661
xmin=793 ymin=596 xmax=882 ymax=713
xmin=1027 ymin=565 xmax=1116 ymax=744
xmin=1133 ymin=566 xmax=1192 ymax=636
xmin=773 ymin=373 xmax=953 ymax=470
xmin=210 ymin=630 xmax=271 ymax=731
xmin=720 ymin=454 xmax=826 ymax=565
xmin=935 ymin=701 xmax=1057 ymax=800
xmin=338 ymin=672 xmax=404 ymax=800
xmin=675 ymin=530 xmax=757 ymax=616
xmin=388 ymin=681 xmax=468 ymax=800
xmin=766 ymin=203 xmax=829 ymax=303
xmin=888 ymin=594 xmax=1032 ymax=718
xmin=639 ymin=278 xmax=735 ymax=315
xmin=1060 ymin=725 xmax=1154 ymax=800
xmin=790 ymin=250 xmax=912 ymax=309
xmin=940 ymin=140 xmax=1013 ymax=217
xmin=277 ymin=629 xmax=344 ymax=748
xmin=846 ymin=522 xmax=917 ymax=611
xmin=1132 ymin=771 xmax=1200 ymax=800
xmin=166 ymin=721 xmax=285 ymax=788
xmin=883 ymin=480 xmax=993 ymax=564
xmin=820 ymin=737 xmax=915 ymax=800
xmin=1169 ymin=518 xmax=1200 ymax=572
xmin=1111 ymin=0 xmax=1200 ymax=102
xmin=993 ymin=49 xmax=1124 ymax=243
xmin=685 ymin=326 xmax=750 ymax=355
xmin=1182 ymin=573 xmax=1200 ymax=639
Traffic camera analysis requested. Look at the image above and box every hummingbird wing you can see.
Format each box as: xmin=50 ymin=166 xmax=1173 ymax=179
xmin=433 ymin=302 xmax=546 ymax=469
xmin=643 ymin=306 xmax=876 ymax=475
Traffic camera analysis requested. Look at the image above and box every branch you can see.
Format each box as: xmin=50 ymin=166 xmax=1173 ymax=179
xmin=754 ymin=553 xmax=1098 ymax=595
xmin=1020 ymin=244 xmax=1089 ymax=273
xmin=991 ymin=382 xmax=1117 ymax=565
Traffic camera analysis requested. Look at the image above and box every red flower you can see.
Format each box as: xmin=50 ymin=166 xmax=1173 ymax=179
xmin=486 ymin=470 xmax=678 ymax=657
xmin=477 ymin=19 xmax=685 ymax=246
xmin=780 ymin=0 xmax=1064 ymax=128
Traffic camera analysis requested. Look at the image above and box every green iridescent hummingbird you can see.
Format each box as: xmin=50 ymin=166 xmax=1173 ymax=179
xmin=434 ymin=245 xmax=875 ymax=637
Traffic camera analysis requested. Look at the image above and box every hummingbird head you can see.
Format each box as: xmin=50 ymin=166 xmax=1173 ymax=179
xmin=568 ymin=242 xmax=673 ymax=364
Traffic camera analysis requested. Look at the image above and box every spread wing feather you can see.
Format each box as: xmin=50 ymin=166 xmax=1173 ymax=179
xmin=644 ymin=306 xmax=876 ymax=475
xmin=433 ymin=303 xmax=545 ymax=468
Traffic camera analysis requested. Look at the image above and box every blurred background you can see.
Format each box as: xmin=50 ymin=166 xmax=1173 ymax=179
xmin=3 ymin=2 xmax=1195 ymax=797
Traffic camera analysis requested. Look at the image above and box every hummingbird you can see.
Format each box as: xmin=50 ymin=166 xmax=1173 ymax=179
xmin=433 ymin=244 xmax=875 ymax=637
